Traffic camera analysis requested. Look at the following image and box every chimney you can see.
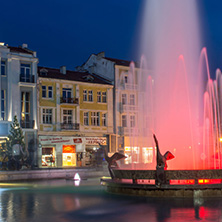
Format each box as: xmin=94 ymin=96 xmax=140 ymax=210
xmin=97 ymin=51 xmax=105 ymax=58
xmin=22 ymin=43 xmax=28 ymax=48
xmin=60 ymin=66 xmax=66 ymax=74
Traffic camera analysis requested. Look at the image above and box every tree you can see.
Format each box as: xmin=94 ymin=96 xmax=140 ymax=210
xmin=7 ymin=116 xmax=25 ymax=159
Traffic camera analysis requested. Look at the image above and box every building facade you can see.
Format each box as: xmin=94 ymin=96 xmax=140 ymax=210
xmin=0 ymin=43 xmax=38 ymax=165
xmin=76 ymin=52 xmax=154 ymax=166
xmin=38 ymin=66 xmax=113 ymax=168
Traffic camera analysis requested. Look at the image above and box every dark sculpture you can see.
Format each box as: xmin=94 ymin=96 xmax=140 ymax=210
xmin=153 ymin=134 xmax=175 ymax=186
xmin=98 ymin=143 xmax=126 ymax=179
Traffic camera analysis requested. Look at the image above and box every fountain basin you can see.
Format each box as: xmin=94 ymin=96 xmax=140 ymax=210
xmin=101 ymin=169 xmax=222 ymax=198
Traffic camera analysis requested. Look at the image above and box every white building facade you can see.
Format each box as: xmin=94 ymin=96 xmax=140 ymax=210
xmin=76 ymin=52 xmax=154 ymax=166
xmin=0 ymin=43 xmax=38 ymax=165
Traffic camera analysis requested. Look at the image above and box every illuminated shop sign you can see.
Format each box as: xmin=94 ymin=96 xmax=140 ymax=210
xmin=85 ymin=137 xmax=107 ymax=145
xmin=63 ymin=145 xmax=76 ymax=153
xmin=73 ymin=138 xmax=82 ymax=143
xmin=40 ymin=137 xmax=82 ymax=145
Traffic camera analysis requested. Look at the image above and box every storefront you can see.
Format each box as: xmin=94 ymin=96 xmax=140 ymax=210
xmin=62 ymin=145 xmax=76 ymax=166
xmin=123 ymin=136 xmax=154 ymax=165
xmin=42 ymin=147 xmax=55 ymax=167
xmin=85 ymin=137 xmax=107 ymax=166
xmin=39 ymin=136 xmax=107 ymax=168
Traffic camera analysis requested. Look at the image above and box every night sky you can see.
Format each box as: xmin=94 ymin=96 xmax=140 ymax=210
xmin=0 ymin=0 xmax=222 ymax=76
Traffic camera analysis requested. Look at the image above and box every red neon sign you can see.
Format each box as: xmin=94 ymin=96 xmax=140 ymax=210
xmin=198 ymin=179 xmax=222 ymax=184
xmin=170 ymin=180 xmax=195 ymax=185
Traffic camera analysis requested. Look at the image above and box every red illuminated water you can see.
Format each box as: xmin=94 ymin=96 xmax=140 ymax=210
xmin=118 ymin=1 xmax=222 ymax=170
xmin=2 ymin=179 xmax=222 ymax=221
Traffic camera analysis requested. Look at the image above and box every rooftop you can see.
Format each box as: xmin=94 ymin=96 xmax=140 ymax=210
xmin=38 ymin=66 xmax=112 ymax=85
xmin=8 ymin=46 xmax=34 ymax=55
xmin=105 ymin=57 xmax=140 ymax=68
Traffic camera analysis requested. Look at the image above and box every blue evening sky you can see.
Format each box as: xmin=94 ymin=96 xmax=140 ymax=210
xmin=0 ymin=0 xmax=221 ymax=76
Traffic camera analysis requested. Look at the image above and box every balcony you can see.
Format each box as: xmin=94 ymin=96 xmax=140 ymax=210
xmin=20 ymin=120 xmax=35 ymax=129
xmin=60 ymin=97 xmax=79 ymax=105
xmin=120 ymin=104 xmax=138 ymax=113
xmin=61 ymin=123 xmax=80 ymax=130
xmin=20 ymin=75 xmax=35 ymax=83
xmin=119 ymin=127 xmax=139 ymax=136
xmin=125 ymin=83 xmax=138 ymax=91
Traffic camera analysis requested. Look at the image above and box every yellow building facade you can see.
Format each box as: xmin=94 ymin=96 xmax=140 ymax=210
xmin=37 ymin=66 xmax=113 ymax=168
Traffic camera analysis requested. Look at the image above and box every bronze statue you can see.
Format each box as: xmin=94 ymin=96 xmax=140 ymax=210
xmin=153 ymin=134 xmax=174 ymax=170
xmin=153 ymin=134 xmax=175 ymax=187
xmin=98 ymin=143 xmax=126 ymax=179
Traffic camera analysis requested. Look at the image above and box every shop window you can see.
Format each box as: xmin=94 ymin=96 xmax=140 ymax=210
xmin=62 ymin=145 xmax=76 ymax=166
xmin=42 ymin=147 xmax=55 ymax=167
xmin=142 ymin=147 xmax=153 ymax=164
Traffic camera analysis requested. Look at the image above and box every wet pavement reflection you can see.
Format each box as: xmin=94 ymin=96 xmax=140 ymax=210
xmin=0 ymin=178 xmax=222 ymax=221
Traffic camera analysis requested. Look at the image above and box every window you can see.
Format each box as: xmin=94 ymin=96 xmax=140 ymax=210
xmin=48 ymin=86 xmax=53 ymax=98
xmin=1 ymin=60 xmax=6 ymax=76
xmin=63 ymin=88 xmax=71 ymax=99
xmin=122 ymin=94 xmax=127 ymax=105
xmin=88 ymin=90 xmax=93 ymax=102
xmin=122 ymin=115 xmax=127 ymax=127
xmin=43 ymin=109 xmax=52 ymax=124
xmin=1 ymin=90 xmax=6 ymax=120
xmin=124 ymin=75 xmax=128 ymax=83
xmin=102 ymin=113 xmax=107 ymax=126
xmin=42 ymin=86 xmax=46 ymax=98
xmin=83 ymin=90 xmax=87 ymax=101
xmin=42 ymin=86 xmax=53 ymax=99
xmin=102 ymin=92 xmax=107 ymax=103
xmin=130 ymin=115 xmax=136 ymax=127
xmin=21 ymin=92 xmax=30 ymax=122
xmin=84 ymin=112 xmax=89 ymax=125
xmin=91 ymin=112 xmax=100 ymax=126
xmin=130 ymin=94 xmax=135 ymax=105
xmin=20 ymin=63 xmax=31 ymax=82
xmin=97 ymin=91 xmax=101 ymax=102
xmin=63 ymin=110 xmax=72 ymax=123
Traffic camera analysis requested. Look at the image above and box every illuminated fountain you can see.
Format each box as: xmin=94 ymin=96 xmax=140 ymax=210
xmin=102 ymin=0 xmax=222 ymax=197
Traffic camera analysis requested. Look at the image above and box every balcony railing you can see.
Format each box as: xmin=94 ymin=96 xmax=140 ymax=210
xmin=119 ymin=127 xmax=139 ymax=136
xmin=20 ymin=120 xmax=35 ymax=129
xmin=120 ymin=104 xmax=138 ymax=113
xmin=61 ymin=123 xmax=80 ymax=130
xmin=60 ymin=97 xmax=79 ymax=104
xmin=125 ymin=83 xmax=138 ymax=90
xmin=20 ymin=75 xmax=35 ymax=83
